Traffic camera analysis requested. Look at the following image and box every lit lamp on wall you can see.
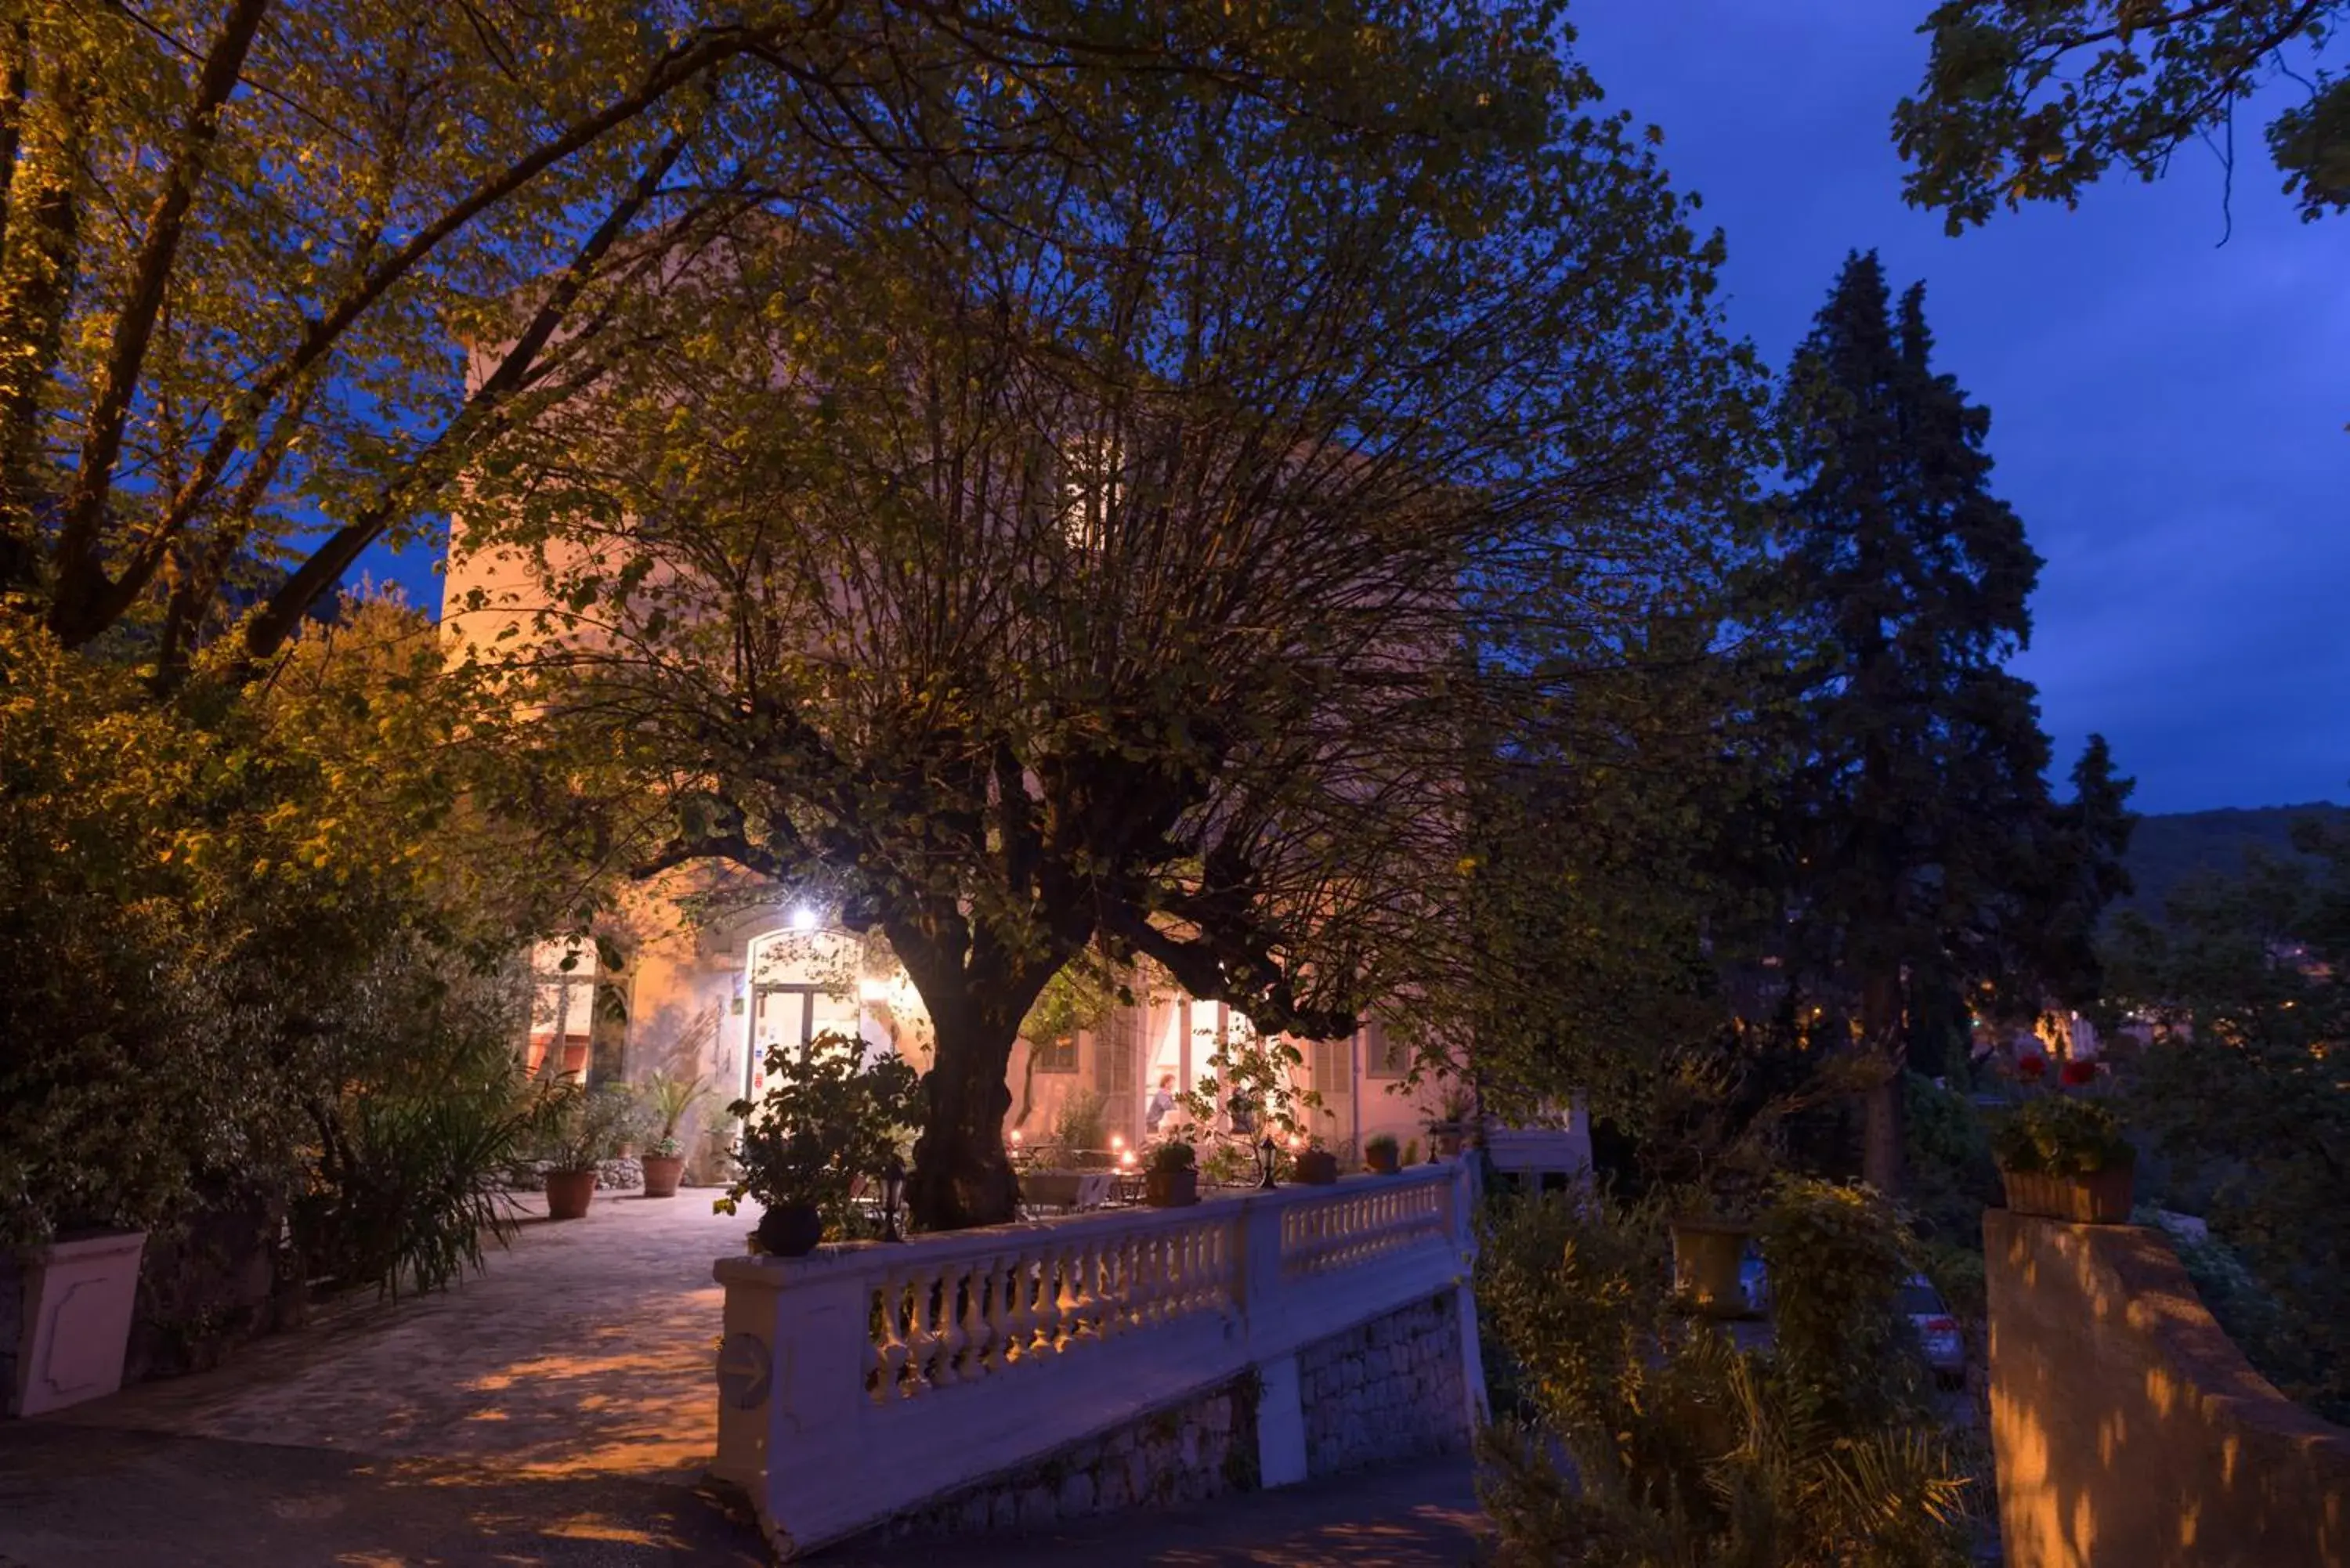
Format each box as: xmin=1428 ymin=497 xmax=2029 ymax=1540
xmin=880 ymin=1154 xmax=906 ymax=1243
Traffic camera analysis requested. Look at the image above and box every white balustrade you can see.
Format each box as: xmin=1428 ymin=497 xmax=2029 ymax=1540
xmin=711 ymin=1161 xmax=1480 ymax=1558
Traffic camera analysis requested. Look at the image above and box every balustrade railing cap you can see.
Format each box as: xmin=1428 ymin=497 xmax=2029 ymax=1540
xmin=712 ymin=1162 xmax=1462 ymax=1290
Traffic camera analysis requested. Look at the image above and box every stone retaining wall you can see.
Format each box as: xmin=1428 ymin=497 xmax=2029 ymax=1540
xmin=854 ymin=1374 xmax=1261 ymax=1546
xmin=841 ymin=1288 xmax=1473 ymax=1551
xmin=1300 ymin=1291 xmax=1471 ymax=1476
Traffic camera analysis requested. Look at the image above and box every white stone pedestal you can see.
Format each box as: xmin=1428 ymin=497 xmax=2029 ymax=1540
xmin=9 ymin=1231 xmax=146 ymax=1417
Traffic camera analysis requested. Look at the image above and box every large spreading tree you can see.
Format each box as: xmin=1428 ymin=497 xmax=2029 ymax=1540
xmin=1767 ymin=251 xmax=2133 ymax=1195
xmin=0 ymin=0 xmax=1426 ymax=676
xmin=465 ymin=9 xmax=1765 ymax=1229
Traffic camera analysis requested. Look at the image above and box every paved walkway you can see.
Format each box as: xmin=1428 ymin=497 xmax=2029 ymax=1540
xmin=49 ymin=1189 xmax=754 ymax=1481
xmin=2 ymin=1189 xmax=770 ymax=1566
xmin=0 ymin=1191 xmax=1491 ymax=1566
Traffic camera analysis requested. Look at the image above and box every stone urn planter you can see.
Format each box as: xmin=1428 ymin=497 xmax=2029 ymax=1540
xmin=641 ymin=1154 xmax=686 ymax=1199
xmin=1668 ymin=1218 xmax=1752 ymax=1320
xmin=544 ymin=1168 xmax=599 ymax=1221
xmin=1293 ymin=1150 xmax=1340 ymax=1186
xmin=1363 ymin=1138 xmax=1401 ymax=1176
xmin=754 ymin=1203 xmax=825 ymax=1257
xmin=8 ymin=1231 xmax=146 ymax=1417
xmin=1427 ymin=1122 xmax=1466 ymax=1158
xmin=1144 ymin=1169 xmax=1199 ymax=1208
xmin=2001 ymin=1164 xmax=2135 ymax=1224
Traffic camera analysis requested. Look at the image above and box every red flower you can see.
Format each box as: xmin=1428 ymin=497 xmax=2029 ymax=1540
xmin=2016 ymin=1054 xmax=2048 ymax=1081
xmin=2059 ymin=1059 xmax=2096 ymax=1087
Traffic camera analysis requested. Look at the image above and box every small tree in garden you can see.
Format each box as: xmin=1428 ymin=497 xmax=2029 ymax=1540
xmin=471 ymin=7 xmax=1765 ymax=1229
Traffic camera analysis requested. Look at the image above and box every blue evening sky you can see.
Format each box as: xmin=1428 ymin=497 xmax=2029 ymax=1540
xmin=364 ymin=3 xmax=2350 ymax=815
xmin=1571 ymin=2 xmax=2350 ymax=814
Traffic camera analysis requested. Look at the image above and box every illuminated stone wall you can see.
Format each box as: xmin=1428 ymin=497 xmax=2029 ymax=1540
xmin=1987 ymin=1209 xmax=2350 ymax=1567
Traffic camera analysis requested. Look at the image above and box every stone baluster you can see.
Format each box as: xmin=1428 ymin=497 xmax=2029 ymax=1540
xmin=873 ymin=1277 xmax=909 ymax=1403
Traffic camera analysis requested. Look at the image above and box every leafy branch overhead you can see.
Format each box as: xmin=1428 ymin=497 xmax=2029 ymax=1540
xmin=1896 ymin=1 xmax=2349 ymax=229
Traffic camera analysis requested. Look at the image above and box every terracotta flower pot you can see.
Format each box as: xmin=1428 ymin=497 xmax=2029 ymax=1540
xmin=544 ymin=1168 xmax=598 ymax=1221
xmin=2001 ymin=1164 xmax=2135 ymax=1224
xmin=1669 ymin=1218 xmax=1752 ymax=1320
xmin=1144 ymin=1169 xmax=1198 ymax=1208
xmin=1293 ymin=1150 xmax=1340 ymax=1186
xmin=641 ymin=1154 xmax=685 ymax=1198
xmin=1364 ymin=1144 xmax=1400 ymax=1175
xmin=755 ymin=1202 xmax=825 ymax=1257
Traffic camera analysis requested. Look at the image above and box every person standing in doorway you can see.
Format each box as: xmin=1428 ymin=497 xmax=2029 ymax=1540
xmin=1144 ymin=1074 xmax=1177 ymax=1135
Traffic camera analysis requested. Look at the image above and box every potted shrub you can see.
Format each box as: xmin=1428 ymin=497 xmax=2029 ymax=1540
xmin=714 ymin=1031 xmax=924 ymax=1253
xmin=638 ymin=1071 xmax=710 ymax=1199
xmin=541 ymin=1087 xmax=640 ymax=1221
xmin=1363 ymin=1133 xmax=1401 ymax=1175
xmin=1668 ymin=1208 xmax=1754 ymax=1320
xmin=1994 ymin=1096 xmax=2135 ymax=1223
xmin=1292 ymin=1139 xmax=1340 ymax=1185
xmin=1144 ymin=1139 xmax=1199 ymax=1207
xmin=732 ymin=1125 xmax=830 ymax=1256
xmin=1425 ymin=1079 xmax=1476 ymax=1157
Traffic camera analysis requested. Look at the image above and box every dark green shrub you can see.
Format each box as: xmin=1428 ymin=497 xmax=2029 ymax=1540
xmin=1477 ymin=1186 xmax=1969 ymax=1568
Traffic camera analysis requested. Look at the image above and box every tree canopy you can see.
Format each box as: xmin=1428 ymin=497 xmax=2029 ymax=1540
xmin=0 ymin=0 xmax=1457 ymax=675
xmin=461 ymin=5 xmax=1766 ymax=1227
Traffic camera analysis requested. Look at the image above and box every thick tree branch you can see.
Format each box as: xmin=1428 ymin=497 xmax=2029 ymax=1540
xmin=48 ymin=0 xmax=270 ymax=637
xmin=237 ymin=120 xmax=700 ymax=662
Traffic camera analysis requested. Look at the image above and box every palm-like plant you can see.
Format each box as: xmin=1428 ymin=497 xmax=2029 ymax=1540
xmin=640 ymin=1070 xmax=710 ymax=1158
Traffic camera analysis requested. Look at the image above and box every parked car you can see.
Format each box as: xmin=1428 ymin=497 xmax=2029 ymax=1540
xmin=1900 ymin=1274 xmax=1967 ymax=1389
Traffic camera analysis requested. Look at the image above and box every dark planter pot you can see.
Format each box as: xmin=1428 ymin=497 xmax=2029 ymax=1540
xmin=1144 ymin=1169 xmax=1199 ymax=1208
xmin=1428 ymin=1123 xmax=1466 ymax=1158
xmin=1669 ymin=1218 xmax=1752 ymax=1320
xmin=2001 ymin=1164 xmax=2135 ymax=1224
xmin=1293 ymin=1150 xmax=1340 ymax=1186
xmin=544 ymin=1168 xmax=598 ymax=1222
xmin=1364 ymin=1144 xmax=1401 ymax=1175
xmin=755 ymin=1203 xmax=825 ymax=1258
xmin=641 ymin=1155 xmax=685 ymax=1198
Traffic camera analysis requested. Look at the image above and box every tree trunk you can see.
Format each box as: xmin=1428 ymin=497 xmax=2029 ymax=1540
xmin=1860 ymin=971 xmax=1907 ymax=1198
xmin=908 ymin=1003 xmax=1021 ymax=1230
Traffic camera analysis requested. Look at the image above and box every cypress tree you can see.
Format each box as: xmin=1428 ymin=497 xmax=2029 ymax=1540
xmin=1770 ymin=251 xmax=2126 ymax=1194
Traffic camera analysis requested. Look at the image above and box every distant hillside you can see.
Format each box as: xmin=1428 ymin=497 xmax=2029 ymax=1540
xmin=2120 ymin=802 xmax=2348 ymax=917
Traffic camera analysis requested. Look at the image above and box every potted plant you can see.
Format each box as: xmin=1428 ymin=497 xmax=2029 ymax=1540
xmin=1363 ymin=1133 xmax=1401 ymax=1175
xmin=714 ymin=1030 xmax=924 ymax=1253
xmin=1292 ymin=1138 xmax=1340 ymax=1186
xmin=1666 ymin=1201 xmax=1758 ymax=1321
xmin=1425 ymin=1079 xmax=1476 ymax=1157
xmin=1144 ymin=1139 xmax=1199 ymax=1207
xmin=1994 ymin=1095 xmax=2135 ymax=1223
xmin=731 ymin=1125 xmax=830 ymax=1256
xmin=638 ymin=1070 xmax=710 ymax=1199
xmin=541 ymin=1087 xmax=641 ymax=1221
